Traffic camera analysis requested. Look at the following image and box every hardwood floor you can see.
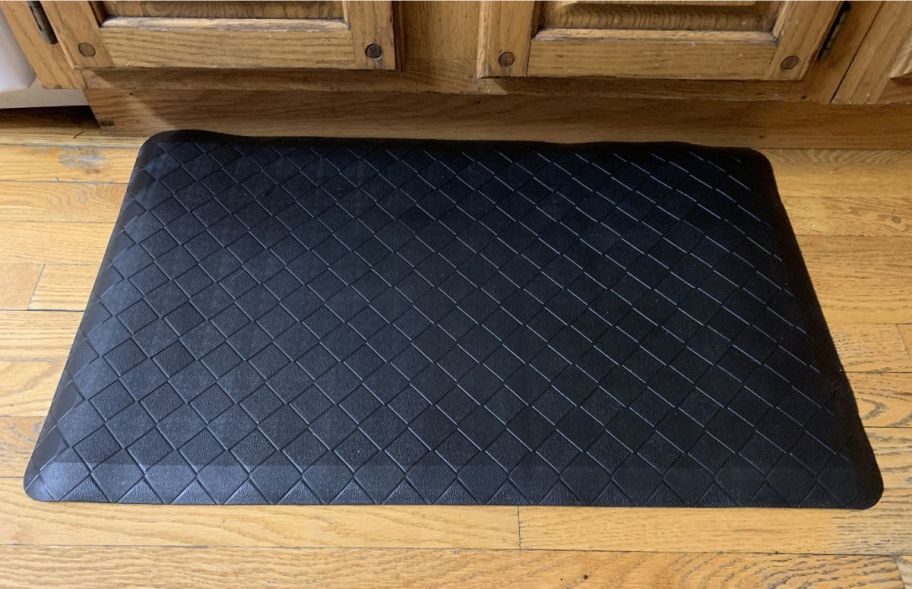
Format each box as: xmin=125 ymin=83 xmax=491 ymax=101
xmin=0 ymin=112 xmax=910 ymax=588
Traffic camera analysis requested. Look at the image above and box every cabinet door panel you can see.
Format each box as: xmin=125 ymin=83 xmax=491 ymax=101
xmin=100 ymin=2 xmax=344 ymax=20
xmin=478 ymin=1 xmax=840 ymax=80
xmin=538 ymin=1 xmax=782 ymax=32
xmin=835 ymin=3 xmax=912 ymax=104
xmin=41 ymin=1 xmax=396 ymax=70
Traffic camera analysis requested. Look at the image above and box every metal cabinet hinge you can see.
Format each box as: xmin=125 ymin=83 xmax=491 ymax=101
xmin=818 ymin=2 xmax=851 ymax=61
xmin=27 ymin=1 xmax=57 ymax=45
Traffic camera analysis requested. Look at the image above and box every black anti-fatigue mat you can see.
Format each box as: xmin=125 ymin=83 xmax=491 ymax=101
xmin=25 ymin=132 xmax=882 ymax=507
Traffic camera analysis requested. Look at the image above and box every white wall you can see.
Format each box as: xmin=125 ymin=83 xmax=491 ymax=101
xmin=0 ymin=10 xmax=86 ymax=108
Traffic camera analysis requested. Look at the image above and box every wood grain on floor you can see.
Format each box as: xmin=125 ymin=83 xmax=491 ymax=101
xmin=0 ymin=115 xmax=910 ymax=588
xmin=0 ymin=547 xmax=905 ymax=589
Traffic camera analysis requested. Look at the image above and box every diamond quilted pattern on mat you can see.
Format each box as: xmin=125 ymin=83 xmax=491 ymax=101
xmin=24 ymin=132 xmax=882 ymax=507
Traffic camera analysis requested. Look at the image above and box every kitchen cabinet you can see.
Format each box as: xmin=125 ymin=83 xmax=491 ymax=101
xmin=38 ymin=1 xmax=396 ymax=70
xmin=477 ymin=1 xmax=841 ymax=80
xmin=3 ymin=1 xmax=912 ymax=144
xmin=834 ymin=2 xmax=912 ymax=104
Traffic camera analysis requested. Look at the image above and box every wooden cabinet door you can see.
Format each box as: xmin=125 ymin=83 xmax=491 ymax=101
xmin=835 ymin=3 xmax=912 ymax=104
xmin=41 ymin=1 xmax=396 ymax=70
xmin=478 ymin=1 xmax=841 ymax=80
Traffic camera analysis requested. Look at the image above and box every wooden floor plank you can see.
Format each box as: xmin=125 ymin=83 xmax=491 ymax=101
xmin=0 ymin=222 xmax=110 ymax=265
xmin=0 ymin=109 xmax=143 ymax=149
xmin=798 ymin=236 xmax=912 ymax=324
xmin=0 ymin=312 xmax=81 ymax=361
xmin=900 ymin=326 xmax=912 ymax=361
xmin=518 ymin=489 xmax=912 ymax=554
xmin=29 ymin=265 xmax=96 ymax=311
xmin=0 ymin=417 xmax=39 ymax=478
xmin=0 ymin=145 xmax=137 ymax=183
xmin=0 ymin=547 xmax=903 ymax=589
xmin=799 ymin=236 xmax=912 ymax=284
xmin=898 ymin=555 xmax=911 ymax=589
xmin=868 ymin=428 xmax=912 ymax=490
xmin=764 ymin=150 xmax=912 ymax=167
xmin=815 ymin=281 xmax=912 ymax=324
xmin=0 ymin=479 xmax=518 ymax=549
xmin=783 ymin=196 xmax=912 ymax=237
xmin=851 ymin=373 xmax=912 ymax=428
xmin=831 ymin=323 xmax=912 ymax=373
xmin=815 ymin=282 xmax=912 ymax=324
xmin=0 ymin=182 xmax=124 ymax=223
xmin=0 ymin=264 xmax=41 ymax=310
xmin=763 ymin=150 xmax=912 ymax=199
xmin=0 ymin=361 xmax=60 ymax=417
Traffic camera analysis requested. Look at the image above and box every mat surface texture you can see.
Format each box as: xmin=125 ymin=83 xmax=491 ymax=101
xmin=25 ymin=132 xmax=881 ymax=507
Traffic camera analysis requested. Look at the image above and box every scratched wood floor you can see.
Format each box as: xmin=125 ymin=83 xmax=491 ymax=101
xmin=0 ymin=110 xmax=910 ymax=588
